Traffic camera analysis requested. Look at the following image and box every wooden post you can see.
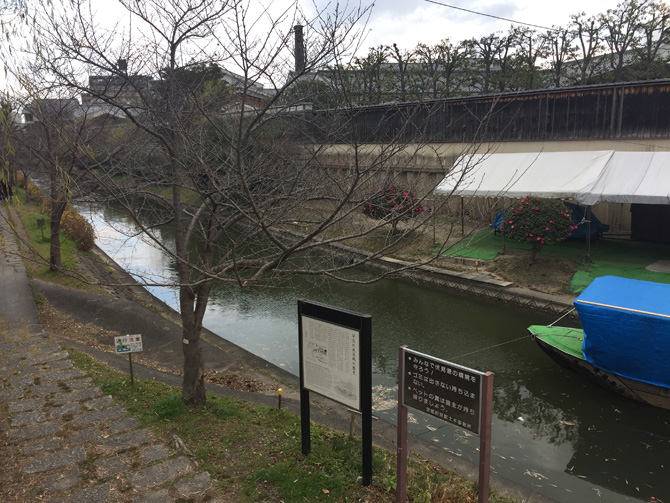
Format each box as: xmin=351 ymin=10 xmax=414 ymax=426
xmin=361 ymin=315 xmax=373 ymax=487
xmin=128 ymin=353 xmax=134 ymax=386
xmin=300 ymin=387 xmax=311 ymax=455
xmin=396 ymin=346 xmax=408 ymax=503
xmin=478 ymin=371 xmax=494 ymax=503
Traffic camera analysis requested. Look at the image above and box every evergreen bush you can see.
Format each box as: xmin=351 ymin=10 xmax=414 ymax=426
xmin=500 ymin=196 xmax=576 ymax=264
xmin=360 ymin=184 xmax=424 ymax=233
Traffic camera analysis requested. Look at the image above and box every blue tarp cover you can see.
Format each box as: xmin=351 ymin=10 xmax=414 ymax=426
xmin=575 ymin=276 xmax=670 ymax=389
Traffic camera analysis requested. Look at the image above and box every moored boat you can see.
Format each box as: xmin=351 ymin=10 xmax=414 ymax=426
xmin=528 ymin=276 xmax=670 ymax=410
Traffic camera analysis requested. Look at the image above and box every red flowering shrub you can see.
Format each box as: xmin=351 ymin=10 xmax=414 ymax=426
xmin=361 ymin=185 xmax=424 ymax=232
xmin=500 ymin=196 xmax=576 ymax=264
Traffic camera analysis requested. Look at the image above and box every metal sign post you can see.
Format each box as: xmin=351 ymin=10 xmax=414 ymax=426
xmin=114 ymin=334 xmax=143 ymax=385
xmin=298 ymin=299 xmax=373 ymax=486
xmin=397 ymin=347 xmax=494 ymax=502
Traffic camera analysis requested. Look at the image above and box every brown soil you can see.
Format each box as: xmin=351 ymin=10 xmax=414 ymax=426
xmin=485 ymin=254 xmax=580 ymax=295
xmin=323 ymin=209 xmax=578 ymax=296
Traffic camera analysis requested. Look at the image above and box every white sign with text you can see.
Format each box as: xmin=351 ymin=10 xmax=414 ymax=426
xmin=301 ymin=316 xmax=360 ymax=410
xmin=114 ymin=334 xmax=143 ymax=354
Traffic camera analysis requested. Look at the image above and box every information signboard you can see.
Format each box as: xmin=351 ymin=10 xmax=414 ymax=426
xmin=397 ymin=346 xmax=493 ymax=503
xmin=114 ymin=334 xmax=143 ymax=354
xmin=298 ymin=299 xmax=373 ymax=486
xmin=402 ymin=348 xmax=484 ymax=434
xmin=301 ymin=315 xmax=360 ymax=410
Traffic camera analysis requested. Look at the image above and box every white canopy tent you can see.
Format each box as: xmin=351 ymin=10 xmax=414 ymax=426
xmin=435 ymin=150 xmax=670 ymax=205
xmin=435 ymin=150 xmax=670 ymax=259
xmin=435 ymin=150 xmax=615 ymax=200
xmin=576 ymin=151 xmax=670 ymax=206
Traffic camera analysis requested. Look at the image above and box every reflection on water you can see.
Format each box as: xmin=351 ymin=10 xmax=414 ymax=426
xmin=83 ymin=204 xmax=670 ymax=503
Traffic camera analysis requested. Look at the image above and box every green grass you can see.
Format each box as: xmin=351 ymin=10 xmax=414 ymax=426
xmin=9 ymin=186 xmax=104 ymax=291
xmin=435 ymin=230 xmax=670 ymax=293
xmin=12 ymin=190 xmax=78 ymax=279
xmin=67 ymin=349 xmax=519 ymax=503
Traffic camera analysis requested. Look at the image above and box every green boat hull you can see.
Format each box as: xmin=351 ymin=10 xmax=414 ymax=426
xmin=528 ymin=325 xmax=670 ymax=409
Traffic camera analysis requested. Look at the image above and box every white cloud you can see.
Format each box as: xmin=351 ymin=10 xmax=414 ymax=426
xmin=359 ymin=0 xmax=622 ymax=49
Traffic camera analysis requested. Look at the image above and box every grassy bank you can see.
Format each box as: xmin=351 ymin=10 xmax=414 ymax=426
xmin=67 ymin=349 xmax=516 ymax=503
xmin=7 ymin=185 xmax=103 ymax=291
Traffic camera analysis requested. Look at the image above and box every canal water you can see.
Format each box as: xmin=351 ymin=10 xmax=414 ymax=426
xmin=83 ymin=204 xmax=670 ymax=503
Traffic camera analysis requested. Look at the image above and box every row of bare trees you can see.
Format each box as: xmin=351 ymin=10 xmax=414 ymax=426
xmin=3 ymin=0 xmax=486 ymax=405
xmin=290 ymin=0 xmax=670 ymax=106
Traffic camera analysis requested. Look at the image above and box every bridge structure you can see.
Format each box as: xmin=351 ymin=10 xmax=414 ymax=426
xmin=305 ymin=79 xmax=670 ymax=238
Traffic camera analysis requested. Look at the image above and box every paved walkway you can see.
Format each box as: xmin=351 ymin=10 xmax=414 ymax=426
xmin=0 ymin=204 xmax=219 ymax=503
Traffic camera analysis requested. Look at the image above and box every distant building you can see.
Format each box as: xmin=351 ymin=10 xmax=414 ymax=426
xmin=82 ymin=60 xmax=274 ymax=114
xmin=23 ymin=98 xmax=83 ymax=124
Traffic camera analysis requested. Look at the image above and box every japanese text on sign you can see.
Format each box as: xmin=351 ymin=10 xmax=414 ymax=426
xmin=402 ymin=348 xmax=483 ymax=434
xmin=301 ymin=316 xmax=361 ymax=410
xmin=114 ymin=334 xmax=143 ymax=354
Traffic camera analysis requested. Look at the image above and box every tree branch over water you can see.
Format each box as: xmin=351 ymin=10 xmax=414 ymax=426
xmin=13 ymin=0 xmax=500 ymax=405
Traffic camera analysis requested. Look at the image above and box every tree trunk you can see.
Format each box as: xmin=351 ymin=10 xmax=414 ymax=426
xmin=181 ymin=325 xmax=206 ymax=405
xmin=22 ymin=172 xmax=30 ymax=203
xmin=49 ymin=201 xmax=66 ymax=271
xmin=178 ymin=282 xmax=212 ymax=406
xmin=528 ymin=243 xmax=539 ymax=266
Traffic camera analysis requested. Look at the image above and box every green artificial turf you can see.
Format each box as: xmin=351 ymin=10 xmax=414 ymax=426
xmin=434 ymin=231 xmax=670 ymax=293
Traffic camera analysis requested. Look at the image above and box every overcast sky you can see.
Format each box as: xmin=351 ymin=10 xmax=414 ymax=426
xmin=352 ymin=0 xmax=623 ymax=50
xmin=0 ymin=0 xmax=629 ymax=92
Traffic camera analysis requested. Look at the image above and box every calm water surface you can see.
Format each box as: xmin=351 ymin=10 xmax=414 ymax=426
xmin=84 ymin=204 xmax=670 ymax=503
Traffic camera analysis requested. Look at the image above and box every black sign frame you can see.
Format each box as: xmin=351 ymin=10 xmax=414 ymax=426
xmin=297 ymin=299 xmax=373 ymax=486
xmin=402 ymin=347 xmax=484 ymax=434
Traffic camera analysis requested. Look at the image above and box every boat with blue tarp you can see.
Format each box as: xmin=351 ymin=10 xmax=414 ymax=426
xmin=528 ymin=276 xmax=670 ymax=409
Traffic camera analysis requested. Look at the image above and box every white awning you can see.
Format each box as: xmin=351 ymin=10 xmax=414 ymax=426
xmin=436 ymin=150 xmax=670 ymax=205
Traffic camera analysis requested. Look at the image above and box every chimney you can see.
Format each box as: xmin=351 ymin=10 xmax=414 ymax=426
xmin=117 ymin=59 xmax=128 ymax=74
xmin=294 ymin=25 xmax=305 ymax=74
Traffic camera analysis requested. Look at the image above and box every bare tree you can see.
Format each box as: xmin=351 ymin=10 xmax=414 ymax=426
xmin=470 ymin=32 xmax=516 ymax=94
xmin=568 ymin=12 xmax=605 ymax=85
xmin=388 ymin=42 xmax=413 ymax=102
xmin=352 ymin=45 xmax=389 ymax=104
xmin=414 ymin=39 xmax=473 ymax=98
xmin=14 ymin=0 xmax=480 ymax=406
xmin=634 ymin=1 xmax=670 ymax=78
xmin=600 ymin=0 xmax=646 ymax=81
xmin=542 ymin=27 xmax=576 ymax=87
xmin=11 ymin=89 xmax=109 ymax=270
xmin=512 ymin=27 xmax=546 ymax=90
